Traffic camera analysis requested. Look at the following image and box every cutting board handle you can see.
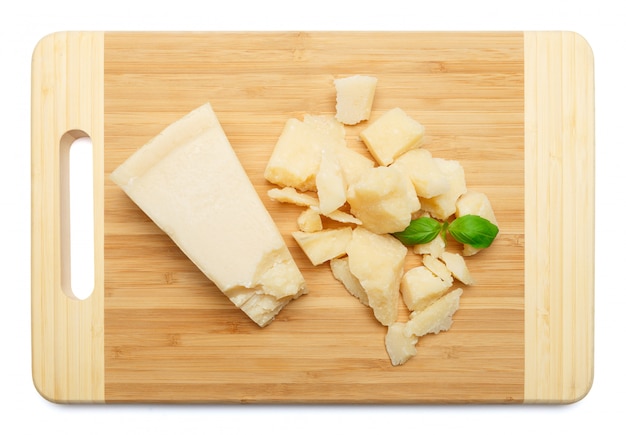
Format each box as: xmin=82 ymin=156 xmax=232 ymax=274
xmin=59 ymin=129 xmax=96 ymax=301
xmin=31 ymin=32 xmax=105 ymax=403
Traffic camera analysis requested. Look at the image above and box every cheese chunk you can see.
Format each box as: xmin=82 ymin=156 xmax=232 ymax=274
xmin=334 ymin=75 xmax=378 ymax=125
xmin=268 ymin=186 xmax=319 ymax=207
xmin=110 ymin=102 xmax=307 ymax=327
xmin=292 ymin=227 xmax=353 ymax=266
xmin=346 ymin=166 xmax=420 ymax=234
xmin=316 ymin=148 xmax=347 ymax=215
xmin=422 ymin=255 xmax=453 ymax=286
xmin=385 ymin=322 xmax=418 ymax=366
xmin=391 ymin=148 xmax=449 ymax=198
xmin=347 ymin=227 xmax=407 ymax=326
xmin=420 ymin=158 xmax=467 ymax=220
xmin=336 ymin=146 xmax=375 ymax=187
xmin=404 ymin=288 xmax=463 ymax=337
xmin=264 ymin=115 xmax=346 ymax=192
xmin=401 ymin=266 xmax=452 ymax=312
xmin=297 ymin=208 xmax=323 ymax=232
xmin=413 ymin=234 xmax=446 ymax=258
xmin=441 ymin=252 xmax=474 ymax=285
xmin=359 ymin=107 xmax=425 ymax=166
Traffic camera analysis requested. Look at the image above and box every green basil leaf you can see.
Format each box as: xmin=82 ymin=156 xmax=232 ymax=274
xmin=447 ymin=214 xmax=499 ymax=249
xmin=393 ymin=217 xmax=443 ymax=246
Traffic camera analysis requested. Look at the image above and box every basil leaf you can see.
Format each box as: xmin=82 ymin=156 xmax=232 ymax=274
xmin=393 ymin=217 xmax=443 ymax=246
xmin=447 ymin=215 xmax=499 ymax=249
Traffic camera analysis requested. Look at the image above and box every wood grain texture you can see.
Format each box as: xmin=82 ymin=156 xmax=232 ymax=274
xmin=102 ymin=32 xmax=525 ymax=403
xmin=31 ymin=31 xmax=105 ymax=402
xmin=30 ymin=31 xmax=593 ymax=404
xmin=523 ymin=31 xmax=594 ymax=403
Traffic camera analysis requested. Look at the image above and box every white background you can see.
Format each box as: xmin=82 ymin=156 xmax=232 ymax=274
xmin=3 ymin=1 xmax=622 ymax=433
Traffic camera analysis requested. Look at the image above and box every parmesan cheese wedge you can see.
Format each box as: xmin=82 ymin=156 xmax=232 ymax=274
xmin=110 ymin=102 xmax=307 ymax=327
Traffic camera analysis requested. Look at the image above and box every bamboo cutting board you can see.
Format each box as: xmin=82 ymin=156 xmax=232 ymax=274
xmin=31 ymin=31 xmax=594 ymax=404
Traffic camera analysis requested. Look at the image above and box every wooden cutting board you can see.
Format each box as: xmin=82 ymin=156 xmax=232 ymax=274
xmin=31 ymin=31 xmax=594 ymax=404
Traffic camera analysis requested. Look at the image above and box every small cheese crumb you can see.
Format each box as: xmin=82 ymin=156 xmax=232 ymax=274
xmin=297 ymin=208 xmax=323 ymax=232
xmin=441 ymin=252 xmax=474 ymax=285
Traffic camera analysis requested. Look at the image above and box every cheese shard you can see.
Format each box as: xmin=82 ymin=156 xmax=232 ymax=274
xmin=385 ymin=322 xmax=418 ymax=366
xmin=404 ymin=288 xmax=463 ymax=337
xmin=330 ymin=257 xmax=369 ymax=306
xmin=110 ymin=102 xmax=307 ymax=327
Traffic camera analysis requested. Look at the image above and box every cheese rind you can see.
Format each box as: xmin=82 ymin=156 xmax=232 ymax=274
xmin=110 ymin=102 xmax=307 ymax=327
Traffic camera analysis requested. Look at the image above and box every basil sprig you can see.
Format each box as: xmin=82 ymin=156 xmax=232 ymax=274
xmin=447 ymin=215 xmax=499 ymax=249
xmin=393 ymin=214 xmax=498 ymax=249
xmin=392 ymin=216 xmax=442 ymax=245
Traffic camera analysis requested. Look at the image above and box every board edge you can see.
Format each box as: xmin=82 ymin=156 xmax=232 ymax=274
xmin=31 ymin=31 xmax=105 ymax=403
xmin=523 ymin=30 xmax=595 ymax=404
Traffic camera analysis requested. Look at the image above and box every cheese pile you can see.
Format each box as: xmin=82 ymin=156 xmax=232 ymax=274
xmin=264 ymin=75 xmax=498 ymax=365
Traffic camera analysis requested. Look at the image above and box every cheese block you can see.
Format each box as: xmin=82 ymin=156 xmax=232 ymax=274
xmin=110 ymin=102 xmax=307 ymax=327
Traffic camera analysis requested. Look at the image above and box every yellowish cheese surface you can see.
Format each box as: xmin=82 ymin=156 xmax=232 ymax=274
xmin=334 ymin=75 xmax=378 ymax=125
xmin=110 ymin=102 xmax=307 ymax=327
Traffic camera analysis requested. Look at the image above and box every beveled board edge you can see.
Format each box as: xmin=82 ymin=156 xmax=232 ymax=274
xmin=523 ymin=31 xmax=595 ymax=403
xmin=31 ymin=31 xmax=105 ymax=403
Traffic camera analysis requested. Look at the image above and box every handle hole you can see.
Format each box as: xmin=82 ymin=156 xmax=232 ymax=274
xmin=60 ymin=130 xmax=95 ymax=300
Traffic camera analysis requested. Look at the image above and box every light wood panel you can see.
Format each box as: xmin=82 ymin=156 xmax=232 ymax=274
xmin=31 ymin=31 xmax=105 ymax=402
xmin=30 ymin=31 xmax=594 ymax=404
xmin=523 ymin=31 xmax=594 ymax=403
